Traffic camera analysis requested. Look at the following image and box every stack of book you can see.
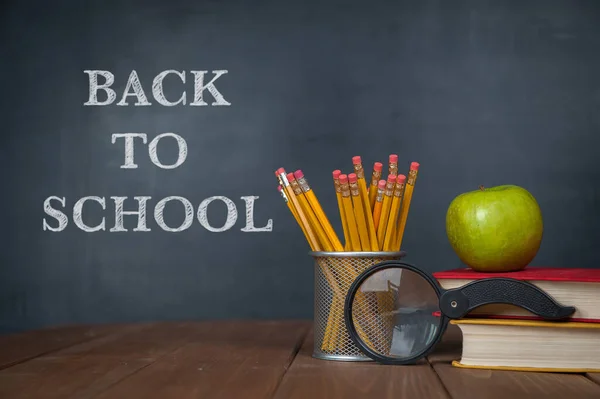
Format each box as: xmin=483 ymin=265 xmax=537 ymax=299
xmin=433 ymin=267 xmax=600 ymax=372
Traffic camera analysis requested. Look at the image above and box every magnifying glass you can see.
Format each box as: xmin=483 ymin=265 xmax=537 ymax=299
xmin=343 ymin=261 xmax=576 ymax=365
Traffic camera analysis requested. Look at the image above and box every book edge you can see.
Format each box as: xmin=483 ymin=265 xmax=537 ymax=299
xmin=451 ymin=360 xmax=600 ymax=373
xmin=455 ymin=314 xmax=600 ymax=324
xmin=450 ymin=319 xmax=600 ymax=329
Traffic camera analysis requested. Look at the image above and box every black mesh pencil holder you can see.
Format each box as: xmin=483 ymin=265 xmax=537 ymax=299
xmin=310 ymin=251 xmax=406 ymax=361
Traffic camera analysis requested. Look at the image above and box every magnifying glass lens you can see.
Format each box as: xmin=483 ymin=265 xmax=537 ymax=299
xmin=348 ymin=267 xmax=443 ymax=361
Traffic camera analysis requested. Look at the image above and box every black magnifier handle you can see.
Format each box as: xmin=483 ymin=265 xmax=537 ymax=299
xmin=439 ymin=278 xmax=576 ymax=320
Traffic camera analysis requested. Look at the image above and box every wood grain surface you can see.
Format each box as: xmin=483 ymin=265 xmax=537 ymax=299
xmin=0 ymin=324 xmax=121 ymax=370
xmin=0 ymin=321 xmax=598 ymax=398
xmin=587 ymin=373 xmax=600 ymax=385
xmin=273 ymin=329 xmax=449 ymax=399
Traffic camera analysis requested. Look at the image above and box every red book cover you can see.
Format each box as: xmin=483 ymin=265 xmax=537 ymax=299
xmin=433 ymin=267 xmax=600 ymax=283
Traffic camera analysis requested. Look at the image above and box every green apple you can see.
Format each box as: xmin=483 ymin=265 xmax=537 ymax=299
xmin=445 ymin=185 xmax=543 ymax=272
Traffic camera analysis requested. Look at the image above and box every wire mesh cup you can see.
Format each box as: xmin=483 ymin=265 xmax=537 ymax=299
xmin=310 ymin=251 xmax=406 ymax=361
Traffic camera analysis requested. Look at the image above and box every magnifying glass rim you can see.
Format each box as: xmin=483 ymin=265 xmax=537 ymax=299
xmin=344 ymin=260 xmax=450 ymax=365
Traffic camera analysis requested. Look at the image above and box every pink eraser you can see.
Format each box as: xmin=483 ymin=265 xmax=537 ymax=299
xmin=294 ymin=169 xmax=304 ymax=179
xmin=352 ymin=156 xmax=362 ymax=165
xmin=276 ymin=167 xmax=286 ymax=176
xmin=397 ymin=174 xmax=407 ymax=184
xmin=387 ymin=174 xmax=397 ymax=182
xmin=348 ymin=173 xmax=358 ymax=183
xmin=410 ymin=162 xmax=420 ymax=171
xmin=389 ymin=154 xmax=398 ymax=163
xmin=277 ymin=185 xmax=282 ymax=192
xmin=373 ymin=162 xmax=383 ymax=172
xmin=339 ymin=174 xmax=348 ymax=184
xmin=332 ymin=170 xmax=341 ymax=179
xmin=378 ymin=180 xmax=386 ymax=189
xmin=286 ymin=172 xmax=295 ymax=182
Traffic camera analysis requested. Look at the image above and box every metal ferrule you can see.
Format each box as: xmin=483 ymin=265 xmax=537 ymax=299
xmin=408 ymin=169 xmax=418 ymax=185
xmin=333 ymin=178 xmax=341 ymax=193
xmin=290 ymin=179 xmax=303 ymax=196
xmin=279 ymin=190 xmax=289 ymax=202
xmin=297 ymin=176 xmax=311 ymax=193
xmin=370 ymin=170 xmax=381 ymax=187
xmin=340 ymin=182 xmax=351 ymax=197
xmin=384 ymin=180 xmax=394 ymax=196
xmin=353 ymin=163 xmax=365 ymax=179
xmin=393 ymin=182 xmax=405 ymax=198
xmin=278 ymin=172 xmax=290 ymax=187
xmin=376 ymin=188 xmax=385 ymax=202
xmin=349 ymin=180 xmax=360 ymax=196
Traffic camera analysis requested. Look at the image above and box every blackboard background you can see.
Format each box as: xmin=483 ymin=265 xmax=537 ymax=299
xmin=1 ymin=0 xmax=599 ymax=334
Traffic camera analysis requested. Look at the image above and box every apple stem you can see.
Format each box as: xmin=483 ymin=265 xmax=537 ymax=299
xmin=479 ymin=185 xmax=485 ymax=191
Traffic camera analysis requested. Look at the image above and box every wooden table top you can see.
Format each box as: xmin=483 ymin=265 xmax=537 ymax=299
xmin=0 ymin=320 xmax=599 ymax=398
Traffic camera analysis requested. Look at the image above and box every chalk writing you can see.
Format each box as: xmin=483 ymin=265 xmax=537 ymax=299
xmin=42 ymin=69 xmax=272 ymax=233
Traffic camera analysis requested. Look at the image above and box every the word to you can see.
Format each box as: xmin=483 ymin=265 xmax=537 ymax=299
xmin=112 ymin=133 xmax=187 ymax=169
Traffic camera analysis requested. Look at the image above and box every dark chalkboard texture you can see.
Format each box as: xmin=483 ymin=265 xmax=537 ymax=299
xmin=1 ymin=0 xmax=600 ymax=333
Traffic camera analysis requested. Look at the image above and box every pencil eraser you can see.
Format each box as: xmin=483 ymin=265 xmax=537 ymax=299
xmin=387 ymin=174 xmax=397 ymax=182
xmin=389 ymin=154 xmax=398 ymax=163
xmin=410 ymin=162 xmax=420 ymax=171
xmin=397 ymin=174 xmax=407 ymax=184
xmin=286 ymin=172 xmax=295 ymax=182
xmin=332 ymin=170 xmax=341 ymax=179
xmin=276 ymin=167 xmax=286 ymax=176
xmin=293 ymin=169 xmax=304 ymax=179
xmin=339 ymin=174 xmax=348 ymax=184
xmin=373 ymin=162 xmax=383 ymax=172
xmin=352 ymin=156 xmax=362 ymax=165
xmin=378 ymin=180 xmax=386 ymax=189
xmin=348 ymin=173 xmax=358 ymax=183
xmin=277 ymin=185 xmax=282 ymax=192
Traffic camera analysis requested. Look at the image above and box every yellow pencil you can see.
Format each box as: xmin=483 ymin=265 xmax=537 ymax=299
xmin=352 ymin=157 xmax=379 ymax=251
xmin=368 ymin=162 xmax=383 ymax=212
xmin=288 ymin=173 xmax=333 ymax=251
xmin=348 ymin=173 xmax=371 ymax=251
xmin=275 ymin=168 xmax=320 ymax=251
xmin=372 ymin=179 xmax=386 ymax=232
xmin=339 ymin=174 xmax=362 ymax=252
xmin=332 ymin=170 xmax=352 ymax=251
xmin=383 ymin=174 xmax=406 ymax=251
xmin=295 ymin=170 xmax=344 ymax=252
xmin=335 ymin=175 xmax=379 ymax=350
xmin=278 ymin=185 xmax=312 ymax=247
xmin=376 ymin=174 xmax=396 ymax=249
xmin=388 ymin=154 xmax=398 ymax=176
xmin=394 ymin=162 xmax=420 ymax=251
xmin=278 ymin=180 xmax=338 ymax=349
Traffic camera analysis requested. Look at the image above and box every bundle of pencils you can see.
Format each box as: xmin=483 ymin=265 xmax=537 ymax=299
xmin=274 ymin=155 xmax=419 ymax=254
xmin=274 ymin=155 xmax=420 ymax=352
